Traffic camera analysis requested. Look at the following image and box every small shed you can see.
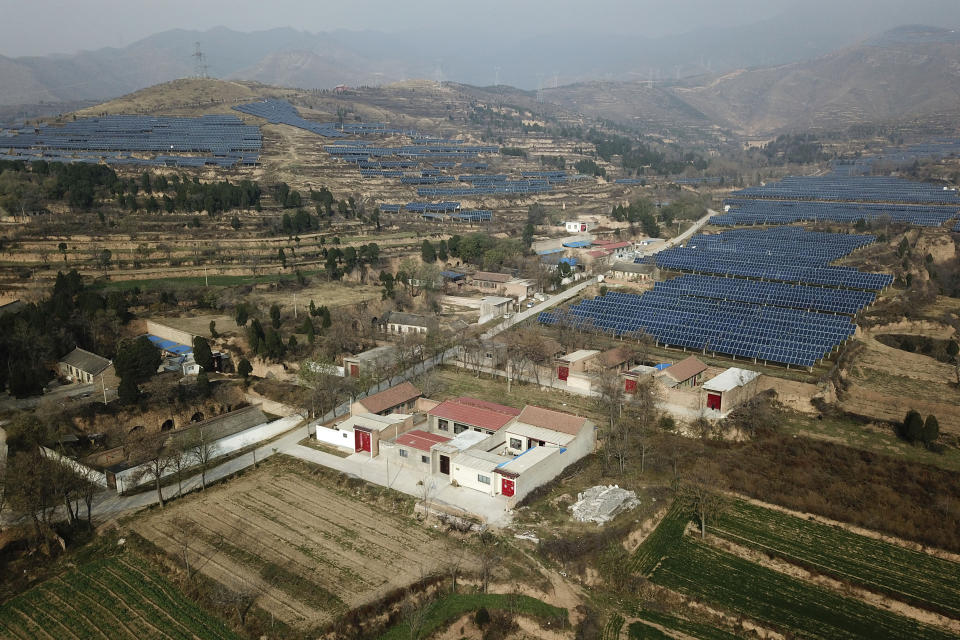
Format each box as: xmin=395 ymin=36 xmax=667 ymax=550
xmin=479 ymin=296 xmax=513 ymax=323
xmin=660 ymin=355 xmax=708 ymax=388
xmin=556 ymin=349 xmax=599 ymax=381
xmin=703 ymin=368 xmax=761 ymax=415
xmin=622 ymin=364 xmax=656 ymax=393
xmin=391 ymin=429 xmax=450 ymax=468
xmin=343 ymin=345 xmax=398 ymax=378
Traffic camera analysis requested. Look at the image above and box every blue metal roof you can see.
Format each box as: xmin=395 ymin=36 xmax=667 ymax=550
xmin=146 ymin=334 xmax=192 ymax=355
xmin=562 ymin=240 xmax=591 ymax=248
xmin=537 ymin=248 xmax=564 ymax=255
xmin=559 ymin=257 xmax=579 ymax=266
xmin=654 ymin=363 xmax=672 ymax=371
xmin=440 ymin=271 xmax=465 ymax=280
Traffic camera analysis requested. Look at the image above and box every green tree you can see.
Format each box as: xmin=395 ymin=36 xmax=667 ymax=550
xmin=522 ymin=223 xmax=535 ymax=248
xmin=192 ymin=336 xmax=214 ymax=371
xmin=947 ymin=340 xmax=959 ymax=358
xmin=196 ymin=370 xmax=211 ymax=397
xmin=437 ymin=240 xmax=448 ymax=262
xmin=209 ymin=320 xmax=218 ymax=338
xmin=114 ymin=336 xmax=161 ymax=403
xmin=270 ymin=303 xmax=282 ymax=329
xmin=901 ymin=409 xmax=924 ymax=442
xmin=278 ymin=248 xmax=287 ymax=268
xmin=922 ymin=415 xmax=940 ymax=446
xmin=235 ymin=303 xmax=249 ymax=327
xmin=231 ymin=215 xmax=240 ymax=230
xmin=237 ymin=357 xmax=253 ymax=379
xmin=421 ymin=239 xmax=436 ymax=262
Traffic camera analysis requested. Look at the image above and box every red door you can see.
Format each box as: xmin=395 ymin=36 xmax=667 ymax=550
xmin=439 ymin=455 xmax=450 ymax=475
xmin=707 ymin=393 xmax=722 ymax=411
xmin=355 ymin=430 xmax=371 ymax=452
xmin=558 ymin=366 xmax=569 ymax=381
xmin=501 ymin=477 xmax=515 ymax=497
xmin=625 ymin=378 xmax=637 ymax=393
xmin=350 ymin=364 xmax=359 ymax=377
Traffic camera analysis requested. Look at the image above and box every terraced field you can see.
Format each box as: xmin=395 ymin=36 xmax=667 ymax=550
xmin=377 ymin=593 xmax=567 ymax=640
xmin=630 ymin=498 xmax=958 ymax=639
xmin=630 ymin=610 xmax=744 ymax=640
xmin=651 ymin=540 xmax=956 ymax=639
xmin=710 ymin=500 xmax=960 ymax=618
xmin=0 ymin=555 xmax=238 ymax=640
xmin=133 ymin=461 xmax=472 ymax=629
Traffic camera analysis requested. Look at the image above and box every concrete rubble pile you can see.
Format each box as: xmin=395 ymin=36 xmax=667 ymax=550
xmin=569 ymin=485 xmax=640 ymax=525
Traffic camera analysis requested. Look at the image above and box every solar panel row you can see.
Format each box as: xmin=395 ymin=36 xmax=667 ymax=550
xmin=715 ymin=199 xmax=958 ymax=228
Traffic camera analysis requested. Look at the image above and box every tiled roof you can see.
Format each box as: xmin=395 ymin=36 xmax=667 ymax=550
xmin=662 ymin=356 xmax=708 ymax=383
xmin=429 ymin=397 xmax=519 ymax=431
xmin=395 ymin=429 xmax=450 ymax=452
xmin=451 ymin=397 xmax=521 ymax=416
xmin=516 ymin=405 xmax=589 ymax=436
xmin=357 ymin=381 xmax=421 ymax=414
xmin=59 ymin=347 xmax=111 ymax=376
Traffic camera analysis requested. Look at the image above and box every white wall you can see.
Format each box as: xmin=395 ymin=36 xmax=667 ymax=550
xmin=450 ymin=459 xmax=497 ymax=496
xmin=507 ymin=425 xmax=596 ymax=506
xmin=40 ymin=446 xmax=108 ymax=487
xmin=145 ymin=320 xmax=195 ymax=347
xmin=315 ymin=425 xmax=354 ymax=449
xmin=114 ymin=415 xmax=303 ymax=493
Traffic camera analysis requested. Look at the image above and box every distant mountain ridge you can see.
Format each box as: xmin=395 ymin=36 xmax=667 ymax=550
xmin=4 ymin=23 xmax=960 ymax=137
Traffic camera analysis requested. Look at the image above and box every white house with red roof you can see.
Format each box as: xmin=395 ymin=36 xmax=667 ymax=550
xmin=427 ymin=397 xmax=521 ymax=436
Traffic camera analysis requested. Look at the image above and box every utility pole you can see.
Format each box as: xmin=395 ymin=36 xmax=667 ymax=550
xmin=204 ymin=265 xmax=208 ymax=287
xmin=293 ymin=293 xmax=297 ymax=320
xmin=101 ymin=373 xmax=108 ymax=405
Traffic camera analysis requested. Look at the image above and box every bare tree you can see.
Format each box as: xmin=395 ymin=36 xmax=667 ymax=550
xmin=187 ymin=428 xmax=219 ymax=491
xmin=418 ymin=479 xmax=439 ymax=523
xmin=478 ymin=532 xmax=501 ymax=593
xmin=402 ymin=594 xmax=430 ymax=640
xmin=214 ymin=578 xmax=261 ymax=626
xmin=675 ymin=461 xmax=729 ymax=539
xmin=130 ymin=436 xmax=174 ymax=508
xmin=459 ymin=335 xmax=486 ymax=378
xmin=6 ymin=452 xmax=64 ymax=554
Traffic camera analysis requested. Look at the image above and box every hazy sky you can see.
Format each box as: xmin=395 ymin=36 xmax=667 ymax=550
xmin=0 ymin=0 xmax=794 ymax=57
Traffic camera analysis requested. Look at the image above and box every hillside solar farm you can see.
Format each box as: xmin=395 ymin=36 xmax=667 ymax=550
xmin=3 ymin=26 xmax=960 ymax=640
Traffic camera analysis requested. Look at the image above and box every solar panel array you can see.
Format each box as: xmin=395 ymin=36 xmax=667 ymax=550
xmin=647 ymin=227 xmax=892 ymax=290
xmin=0 ymin=114 xmax=261 ymax=168
xmin=730 ymin=176 xmax=960 ymax=205
xmin=539 ymin=290 xmax=857 ymax=367
xmin=232 ymin=99 xmax=402 ymax=138
xmin=655 ymin=274 xmax=876 ymax=315
xmin=714 ymin=200 xmax=958 ymax=227
xmin=422 ymin=210 xmax=492 ymax=222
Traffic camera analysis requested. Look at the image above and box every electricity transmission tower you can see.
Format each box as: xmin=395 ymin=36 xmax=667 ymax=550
xmin=192 ymin=42 xmax=208 ymax=79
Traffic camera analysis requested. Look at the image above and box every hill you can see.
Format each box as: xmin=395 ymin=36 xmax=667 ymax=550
xmin=671 ymin=25 xmax=960 ymax=135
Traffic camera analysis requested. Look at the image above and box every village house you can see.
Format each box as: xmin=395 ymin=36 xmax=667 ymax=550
xmin=427 ymin=396 xmax=520 ymax=436
xmin=609 ymin=262 xmax=659 ymax=281
xmin=58 ymin=347 xmax=117 ymax=386
xmin=703 ymin=367 xmax=761 ymax=415
xmin=381 ymin=311 xmax=437 ymax=335
xmin=350 ymin=381 xmax=422 ymax=416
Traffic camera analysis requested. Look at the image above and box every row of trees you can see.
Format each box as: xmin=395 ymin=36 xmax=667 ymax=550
xmin=611 ymin=199 xmax=660 ymax=237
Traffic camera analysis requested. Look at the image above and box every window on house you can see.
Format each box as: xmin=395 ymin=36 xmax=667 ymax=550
xmin=421 ymin=455 xmax=429 ymax=464
xmin=399 ymin=449 xmax=408 ymax=458
xmin=438 ymin=419 xmax=449 ymax=431
xmin=478 ymin=474 xmax=491 ymax=485
xmin=454 ymin=423 xmax=467 ymax=434
xmin=509 ymin=437 xmax=523 ymax=450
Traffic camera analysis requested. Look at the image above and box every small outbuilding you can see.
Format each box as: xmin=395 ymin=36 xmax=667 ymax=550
xmin=343 ymin=345 xmax=398 ymax=378
xmin=659 ymin=355 xmax=708 ymax=388
xmin=703 ymin=367 xmax=761 ymax=415
xmin=556 ymin=349 xmax=599 ymax=381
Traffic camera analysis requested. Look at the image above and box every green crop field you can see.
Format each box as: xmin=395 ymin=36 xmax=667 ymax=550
xmin=0 ymin=555 xmax=239 ymax=640
xmin=710 ymin=500 xmax=960 ymax=618
xmin=602 ymin=613 xmax=625 ymax=640
xmin=651 ymin=540 xmax=956 ymax=640
xmin=377 ymin=593 xmax=567 ymax=640
xmin=630 ymin=500 xmax=689 ymax=575
xmin=627 ymin=620 xmax=672 ymax=639
xmin=632 ymin=610 xmax=744 ymax=640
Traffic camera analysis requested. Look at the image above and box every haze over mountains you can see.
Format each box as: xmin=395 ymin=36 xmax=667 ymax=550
xmin=2 ymin=9 xmax=960 ymax=136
